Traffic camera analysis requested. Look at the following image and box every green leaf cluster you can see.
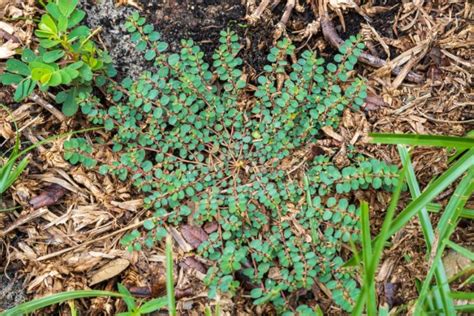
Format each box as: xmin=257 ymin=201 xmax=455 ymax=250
xmin=0 ymin=0 xmax=115 ymax=116
xmin=63 ymin=137 xmax=97 ymax=168
xmin=0 ymin=131 xmax=29 ymax=195
xmin=63 ymin=15 xmax=399 ymax=313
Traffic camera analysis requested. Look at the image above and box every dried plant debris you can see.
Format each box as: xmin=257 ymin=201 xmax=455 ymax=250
xmin=29 ymin=184 xmax=67 ymax=209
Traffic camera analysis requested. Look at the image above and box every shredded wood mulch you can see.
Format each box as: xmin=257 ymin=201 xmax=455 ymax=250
xmin=0 ymin=0 xmax=472 ymax=314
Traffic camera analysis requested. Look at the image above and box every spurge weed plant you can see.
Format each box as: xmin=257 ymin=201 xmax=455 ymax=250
xmin=62 ymin=13 xmax=401 ymax=313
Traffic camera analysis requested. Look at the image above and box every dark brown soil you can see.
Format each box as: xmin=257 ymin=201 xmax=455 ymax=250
xmin=83 ymin=0 xmax=247 ymax=78
xmin=0 ymin=271 xmax=26 ymax=310
xmin=138 ymin=0 xmax=244 ymax=55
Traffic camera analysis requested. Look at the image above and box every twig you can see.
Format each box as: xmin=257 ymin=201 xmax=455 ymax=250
xmin=319 ymin=11 xmax=424 ymax=83
xmin=0 ymin=208 xmax=49 ymax=236
xmin=415 ymin=108 xmax=474 ymax=124
xmin=28 ymin=92 xmax=67 ymax=122
xmin=0 ymin=29 xmax=21 ymax=43
xmin=247 ymin=0 xmax=272 ymax=23
xmin=274 ymin=0 xmax=296 ymax=40
xmin=35 ymin=211 xmax=175 ymax=261
xmin=279 ymin=0 xmax=296 ymax=27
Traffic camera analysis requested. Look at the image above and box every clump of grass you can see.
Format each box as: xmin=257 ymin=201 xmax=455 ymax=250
xmin=350 ymin=133 xmax=474 ymax=315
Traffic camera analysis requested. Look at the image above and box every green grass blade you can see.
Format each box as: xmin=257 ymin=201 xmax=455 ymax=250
xmin=425 ymin=203 xmax=442 ymax=213
xmin=0 ymin=158 xmax=17 ymax=194
xmin=3 ymin=157 xmax=29 ymax=192
xmin=0 ymin=127 xmax=101 ymax=195
xmin=398 ymin=145 xmax=454 ymax=315
xmin=398 ymin=146 xmax=435 ymax=245
xmin=454 ymin=304 xmax=474 ymax=313
xmin=386 ymin=148 xmax=474 ymax=237
xmin=117 ymin=283 xmax=136 ymax=311
xmin=368 ymin=159 xmax=406 ymax=277
xmin=437 ymin=173 xmax=474 ymax=243
xmin=0 ymin=205 xmax=22 ymax=212
xmin=444 ymin=240 xmax=474 ymax=261
xmin=314 ymin=305 xmax=323 ymax=316
xmin=448 ymin=263 xmax=474 ymax=284
xmin=139 ymin=297 xmax=167 ymax=313
xmin=352 ymin=284 xmax=366 ymax=316
xmin=11 ymin=127 xmax=101 ymax=162
xmin=352 ymin=202 xmax=375 ymax=316
xmin=460 ymin=208 xmax=474 ymax=219
xmin=166 ymin=235 xmax=176 ymax=316
xmin=304 ymin=175 xmax=318 ymax=243
xmin=414 ymin=169 xmax=474 ymax=314
xmin=447 ymin=131 xmax=474 ymax=163
xmin=352 ymin=168 xmax=406 ymax=316
xmin=425 ymin=203 xmax=474 ymax=219
xmin=450 ymin=291 xmax=474 ymax=300
xmin=215 ymin=303 xmax=221 ymax=316
xmin=346 ymin=148 xmax=472 ymax=272
xmin=0 ymin=136 xmax=20 ymax=192
xmin=0 ymin=290 xmax=122 ymax=316
xmin=370 ymin=134 xmax=474 ymax=149
xmin=428 ymin=304 xmax=474 ymax=314
xmin=361 ymin=201 xmax=376 ymax=316
xmin=378 ymin=305 xmax=389 ymax=316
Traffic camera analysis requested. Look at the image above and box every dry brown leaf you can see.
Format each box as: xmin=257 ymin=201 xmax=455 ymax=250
xmin=29 ymin=184 xmax=66 ymax=210
xmin=181 ymin=225 xmax=208 ymax=249
xmin=116 ymin=0 xmax=143 ymax=10
xmin=364 ymin=94 xmax=387 ymax=111
xmin=0 ymin=41 xmax=18 ymax=59
xmin=17 ymin=241 xmax=37 ymax=260
xmin=66 ymin=252 xmax=103 ymax=273
xmin=361 ymin=5 xmax=393 ymax=16
xmin=0 ymin=0 xmax=9 ymax=10
xmin=71 ymin=205 xmax=111 ymax=231
xmin=1 ymin=207 xmax=48 ymax=236
xmin=0 ymin=21 xmax=15 ymax=34
xmin=443 ymin=249 xmax=472 ymax=279
xmin=89 ymin=258 xmax=130 ymax=286
xmin=30 ymin=174 xmax=82 ymax=194
xmin=203 ymin=221 xmax=218 ymax=234
xmin=180 ymin=257 xmax=207 ymax=274
xmin=72 ymin=172 xmax=104 ymax=199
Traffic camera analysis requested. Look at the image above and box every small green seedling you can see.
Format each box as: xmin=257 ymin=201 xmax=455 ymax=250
xmin=0 ymin=133 xmax=30 ymax=195
xmin=0 ymin=0 xmax=115 ymax=116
